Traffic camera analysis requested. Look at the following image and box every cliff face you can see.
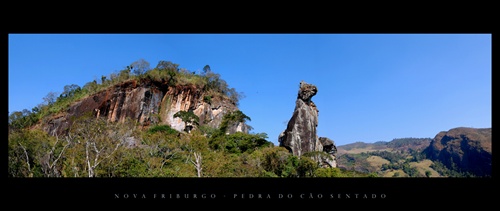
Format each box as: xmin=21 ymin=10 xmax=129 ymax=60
xmin=278 ymin=81 xmax=337 ymax=168
xmin=423 ymin=127 xmax=491 ymax=177
xmin=43 ymin=79 xmax=248 ymax=136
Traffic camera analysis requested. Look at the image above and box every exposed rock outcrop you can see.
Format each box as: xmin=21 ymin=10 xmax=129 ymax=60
xmin=423 ymin=127 xmax=491 ymax=177
xmin=278 ymin=81 xmax=337 ymax=167
xmin=318 ymin=137 xmax=338 ymax=168
xmin=43 ymin=79 xmax=248 ymax=136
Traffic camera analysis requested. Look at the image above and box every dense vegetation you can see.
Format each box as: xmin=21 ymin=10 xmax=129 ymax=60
xmin=429 ymin=160 xmax=480 ymax=177
xmin=8 ymin=59 xmax=371 ymax=178
xmin=8 ymin=113 xmax=374 ymax=177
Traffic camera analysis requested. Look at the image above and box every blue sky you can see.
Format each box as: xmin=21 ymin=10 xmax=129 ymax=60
xmin=8 ymin=34 xmax=492 ymax=146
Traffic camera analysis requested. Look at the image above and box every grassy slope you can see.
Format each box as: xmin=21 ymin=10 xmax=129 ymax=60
xmin=338 ymin=140 xmax=442 ymax=177
xmin=409 ymin=159 xmax=441 ymax=178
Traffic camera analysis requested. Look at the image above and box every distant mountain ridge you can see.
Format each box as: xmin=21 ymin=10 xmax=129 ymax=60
xmin=337 ymin=137 xmax=432 ymax=155
xmin=336 ymin=127 xmax=491 ymax=177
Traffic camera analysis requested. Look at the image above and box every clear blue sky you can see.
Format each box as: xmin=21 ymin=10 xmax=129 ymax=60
xmin=8 ymin=34 xmax=492 ymax=146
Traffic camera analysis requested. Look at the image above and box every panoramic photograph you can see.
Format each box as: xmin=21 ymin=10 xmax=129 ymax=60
xmin=7 ymin=33 xmax=492 ymax=203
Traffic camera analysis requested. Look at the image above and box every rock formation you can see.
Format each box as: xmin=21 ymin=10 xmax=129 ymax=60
xmin=43 ymin=79 xmax=249 ymax=136
xmin=278 ymin=81 xmax=337 ymax=168
xmin=318 ymin=137 xmax=337 ymax=167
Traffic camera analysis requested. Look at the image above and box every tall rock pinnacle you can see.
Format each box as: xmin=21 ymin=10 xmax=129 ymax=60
xmin=278 ymin=81 xmax=337 ymax=168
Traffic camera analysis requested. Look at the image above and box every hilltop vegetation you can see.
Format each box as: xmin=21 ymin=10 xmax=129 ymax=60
xmin=8 ymin=60 xmax=242 ymax=130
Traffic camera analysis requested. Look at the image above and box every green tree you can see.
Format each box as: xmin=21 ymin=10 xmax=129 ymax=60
xmin=219 ymin=110 xmax=251 ymax=133
xmin=224 ymin=132 xmax=272 ymax=154
xmin=173 ymin=110 xmax=200 ymax=132
xmin=209 ymin=110 xmax=252 ymax=151
xmin=147 ymin=124 xmax=178 ymax=135
xmin=43 ymin=91 xmax=58 ymax=106
xmin=109 ymin=148 xmax=148 ymax=177
xmin=8 ymin=129 xmax=45 ymax=177
xmin=83 ymin=80 xmax=98 ymax=94
xmin=260 ymin=147 xmax=291 ymax=177
xmin=156 ymin=60 xmax=179 ymax=72
xmin=140 ymin=130 xmax=184 ymax=176
xmin=101 ymin=75 xmax=107 ymax=84
xmin=60 ymin=84 xmax=81 ymax=98
xmin=315 ymin=167 xmax=344 ymax=177
xmin=296 ymin=156 xmax=318 ymax=177
xmin=8 ymin=111 xmax=25 ymax=129
xmin=119 ymin=68 xmax=131 ymax=81
xmin=203 ymin=64 xmax=211 ymax=74
xmin=8 ymin=109 xmax=40 ymax=130
xmin=8 ymin=128 xmax=67 ymax=177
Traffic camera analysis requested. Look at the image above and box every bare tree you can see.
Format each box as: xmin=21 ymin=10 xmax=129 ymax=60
xmin=85 ymin=138 xmax=122 ymax=177
xmin=69 ymin=117 xmax=128 ymax=177
xmin=191 ymin=152 xmax=203 ymax=177
xmin=40 ymin=134 xmax=70 ymax=177
xmin=18 ymin=143 xmax=32 ymax=177
xmin=130 ymin=59 xmax=151 ymax=75
xmin=43 ymin=91 xmax=58 ymax=105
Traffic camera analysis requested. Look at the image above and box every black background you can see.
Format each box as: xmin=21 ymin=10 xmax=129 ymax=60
xmin=4 ymin=7 xmax=496 ymax=208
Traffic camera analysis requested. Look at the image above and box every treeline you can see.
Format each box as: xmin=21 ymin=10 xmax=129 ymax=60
xmin=386 ymin=138 xmax=431 ymax=148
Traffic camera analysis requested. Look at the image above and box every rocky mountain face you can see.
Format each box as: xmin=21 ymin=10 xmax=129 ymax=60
xmin=278 ymin=81 xmax=337 ymax=168
xmin=42 ymin=79 xmax=249 ymax=136
xmin=423 ymin=127 xmax=492 ymax=177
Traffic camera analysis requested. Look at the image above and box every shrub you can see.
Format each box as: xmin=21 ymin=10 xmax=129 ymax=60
xmin=147 ymin=125 xmax=178 ymax=135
